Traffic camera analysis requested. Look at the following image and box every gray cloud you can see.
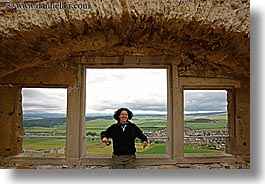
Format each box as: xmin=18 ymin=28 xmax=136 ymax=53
xmin=88 ymin=90 xmax=227 ymax=114
xmin=22 ymin=88 xmax=227 ymax=115
xmin=22 ymin=72 xmax=227 ymax=116
xmin=22 ymin=88 xmax=67 ymax=114
xmin=22 ymin=89 xmax=46 ymax=99
xmin=23 ymin=102 xmax=64 ymax=111
xmin=184 ymin=90 xmax=227 ymax=112
xmin=91 ymin=99 xmax=167 ymax=113
xmin=86 ymin=69 xmax=168 ymax=115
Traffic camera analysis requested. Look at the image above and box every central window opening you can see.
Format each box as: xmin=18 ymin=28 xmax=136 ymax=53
xmin=85 ymin=68 xmax=168 ymax=156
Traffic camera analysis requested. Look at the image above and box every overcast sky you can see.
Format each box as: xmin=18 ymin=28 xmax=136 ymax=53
xmin=22 ymin=88 xmax=67 ymax=114
xmin=86 ymin=69 xmax=167 ymax=115
xmin=22 ymin=69 xmax=227 ymax=116
xmin=184 ymin=90 xmax=227 ymax=114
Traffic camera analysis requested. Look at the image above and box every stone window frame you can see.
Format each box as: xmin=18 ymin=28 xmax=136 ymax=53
xmin=84 ymin=66 xmax=169 ymax=155
xmin=4 ymin=57 xmax=242 ymax=167
xmin=182 ymin=88 xmax=229 ymax=156
xmin=21 ymin=87 xmax=68 ymax=156
xmin=175 ymin=77 xmax=240 ymax=163
xmin=81 ymin=65 xmax=171 ymax=166
xmin=78 ymin=58 xmax=241 ymax=166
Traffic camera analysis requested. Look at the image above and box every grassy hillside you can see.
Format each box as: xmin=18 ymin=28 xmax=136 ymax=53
xmin=22 ymin=113 xmax=226 ymax=156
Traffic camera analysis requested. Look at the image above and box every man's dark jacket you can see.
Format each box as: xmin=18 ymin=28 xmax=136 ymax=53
xmin=100 ymin=121 xmax=148 ymax=155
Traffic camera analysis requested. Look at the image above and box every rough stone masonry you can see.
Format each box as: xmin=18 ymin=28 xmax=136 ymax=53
xmin=0 ymin=0 xmax=249 ymax=79
xmin=0 ymin=0 xmax=250 ymax=168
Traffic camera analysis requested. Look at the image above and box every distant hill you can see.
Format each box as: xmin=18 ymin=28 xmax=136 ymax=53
xmin=23 ymin=117 xmax=66 ymax=127
xmin=184 ymin=111 xmax=226 ymax=116
xmin=184 ymin=118 xmax=217 ymax=123
xmin=23 ymin=112 xmax=66 ymax=120
xmin=23 ymin=112 xmax=225 ymax=127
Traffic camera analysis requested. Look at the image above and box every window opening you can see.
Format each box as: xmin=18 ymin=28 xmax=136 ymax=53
xmin=85 ymin=68 xmax=167 ymax=156
xmin=21 ymin=88 xmax=67 ymax=157
xmin=183 ymin=90 xmax=228 ymax=156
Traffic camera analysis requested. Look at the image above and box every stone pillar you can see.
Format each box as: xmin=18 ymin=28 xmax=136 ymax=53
xmin=174 ymin=87 xmax=184 ymax=159
xmin=226 ymin=88 xmax=236 ymax=155
xmin=66 ymin=66 xmax=86 ymax=165
xmin=172 ymin=65 xmax=184 ymax=160
xmin=235 ymin=83 xmax=250 ymax=156
xmin=0 ymin=85 xmax=23 ymax=157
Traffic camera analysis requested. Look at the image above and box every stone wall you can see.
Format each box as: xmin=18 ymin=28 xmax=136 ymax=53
xmin=0 ymin=85 xmax=23 ymax=157
xmin=0 ymin=0 xmax=249 ymax=80
xmin=0 ymin=0 xmax=250 ymax=168
xmin=0 ymin=161 xmax=250 ymax=169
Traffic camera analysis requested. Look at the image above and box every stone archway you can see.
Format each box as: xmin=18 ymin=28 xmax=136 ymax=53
xmin=0 ymin=0 xmax=249 ymax=79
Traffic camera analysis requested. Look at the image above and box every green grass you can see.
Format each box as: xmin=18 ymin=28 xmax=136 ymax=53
xmin=22 ymin=138 xmax=221 ymax=155
xmin=136 ymin=120 xmax=167 ymax=127
xmin=137 ymin=143 xmax=166 ymax=154
xmin=184 ymin=121 xmax=227 ymax=131
xmin=22 ymin=115 xmax=227 ymax=155
xmin=86 ymin=140 xmax=113 ymax=155
xmin=85 ymin=119 xmax=114 ymax=127
xmin=184 ymin=145 xmax=221 ymax=153
xmin=23 ymin=138 xmax=66 ymax=151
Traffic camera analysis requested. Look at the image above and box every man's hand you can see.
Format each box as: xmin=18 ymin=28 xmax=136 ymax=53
xmin=142 ymin=141 xmax=148 ymax=148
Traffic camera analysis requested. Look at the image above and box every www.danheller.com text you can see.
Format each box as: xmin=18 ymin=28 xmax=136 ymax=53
xmin=5 ymin=1 xmax=91 ymax=10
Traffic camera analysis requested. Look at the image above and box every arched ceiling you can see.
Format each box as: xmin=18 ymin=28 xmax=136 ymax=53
xmin=0 ymin=0 xmax=249 ymax=79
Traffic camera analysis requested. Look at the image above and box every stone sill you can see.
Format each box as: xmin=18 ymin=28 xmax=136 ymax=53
xmin=0 ymin=153 xmax=249 ymax=169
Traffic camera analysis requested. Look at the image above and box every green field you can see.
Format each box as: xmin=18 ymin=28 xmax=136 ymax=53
xmin=23 ymin=138 xmax=221 ymax=155
xmin=23 ymin=138 xmax=66 ymax=151
xmin=23 ymin=113 xmax=227 ymax=156
xmin=184 ymin=122 xmax=227 ymax=131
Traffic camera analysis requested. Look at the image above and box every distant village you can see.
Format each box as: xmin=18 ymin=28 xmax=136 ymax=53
xmin=143 ymin=129 xmax=227 ymax=151
xmin=183 ymin=130 xmax=227 ymax=150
